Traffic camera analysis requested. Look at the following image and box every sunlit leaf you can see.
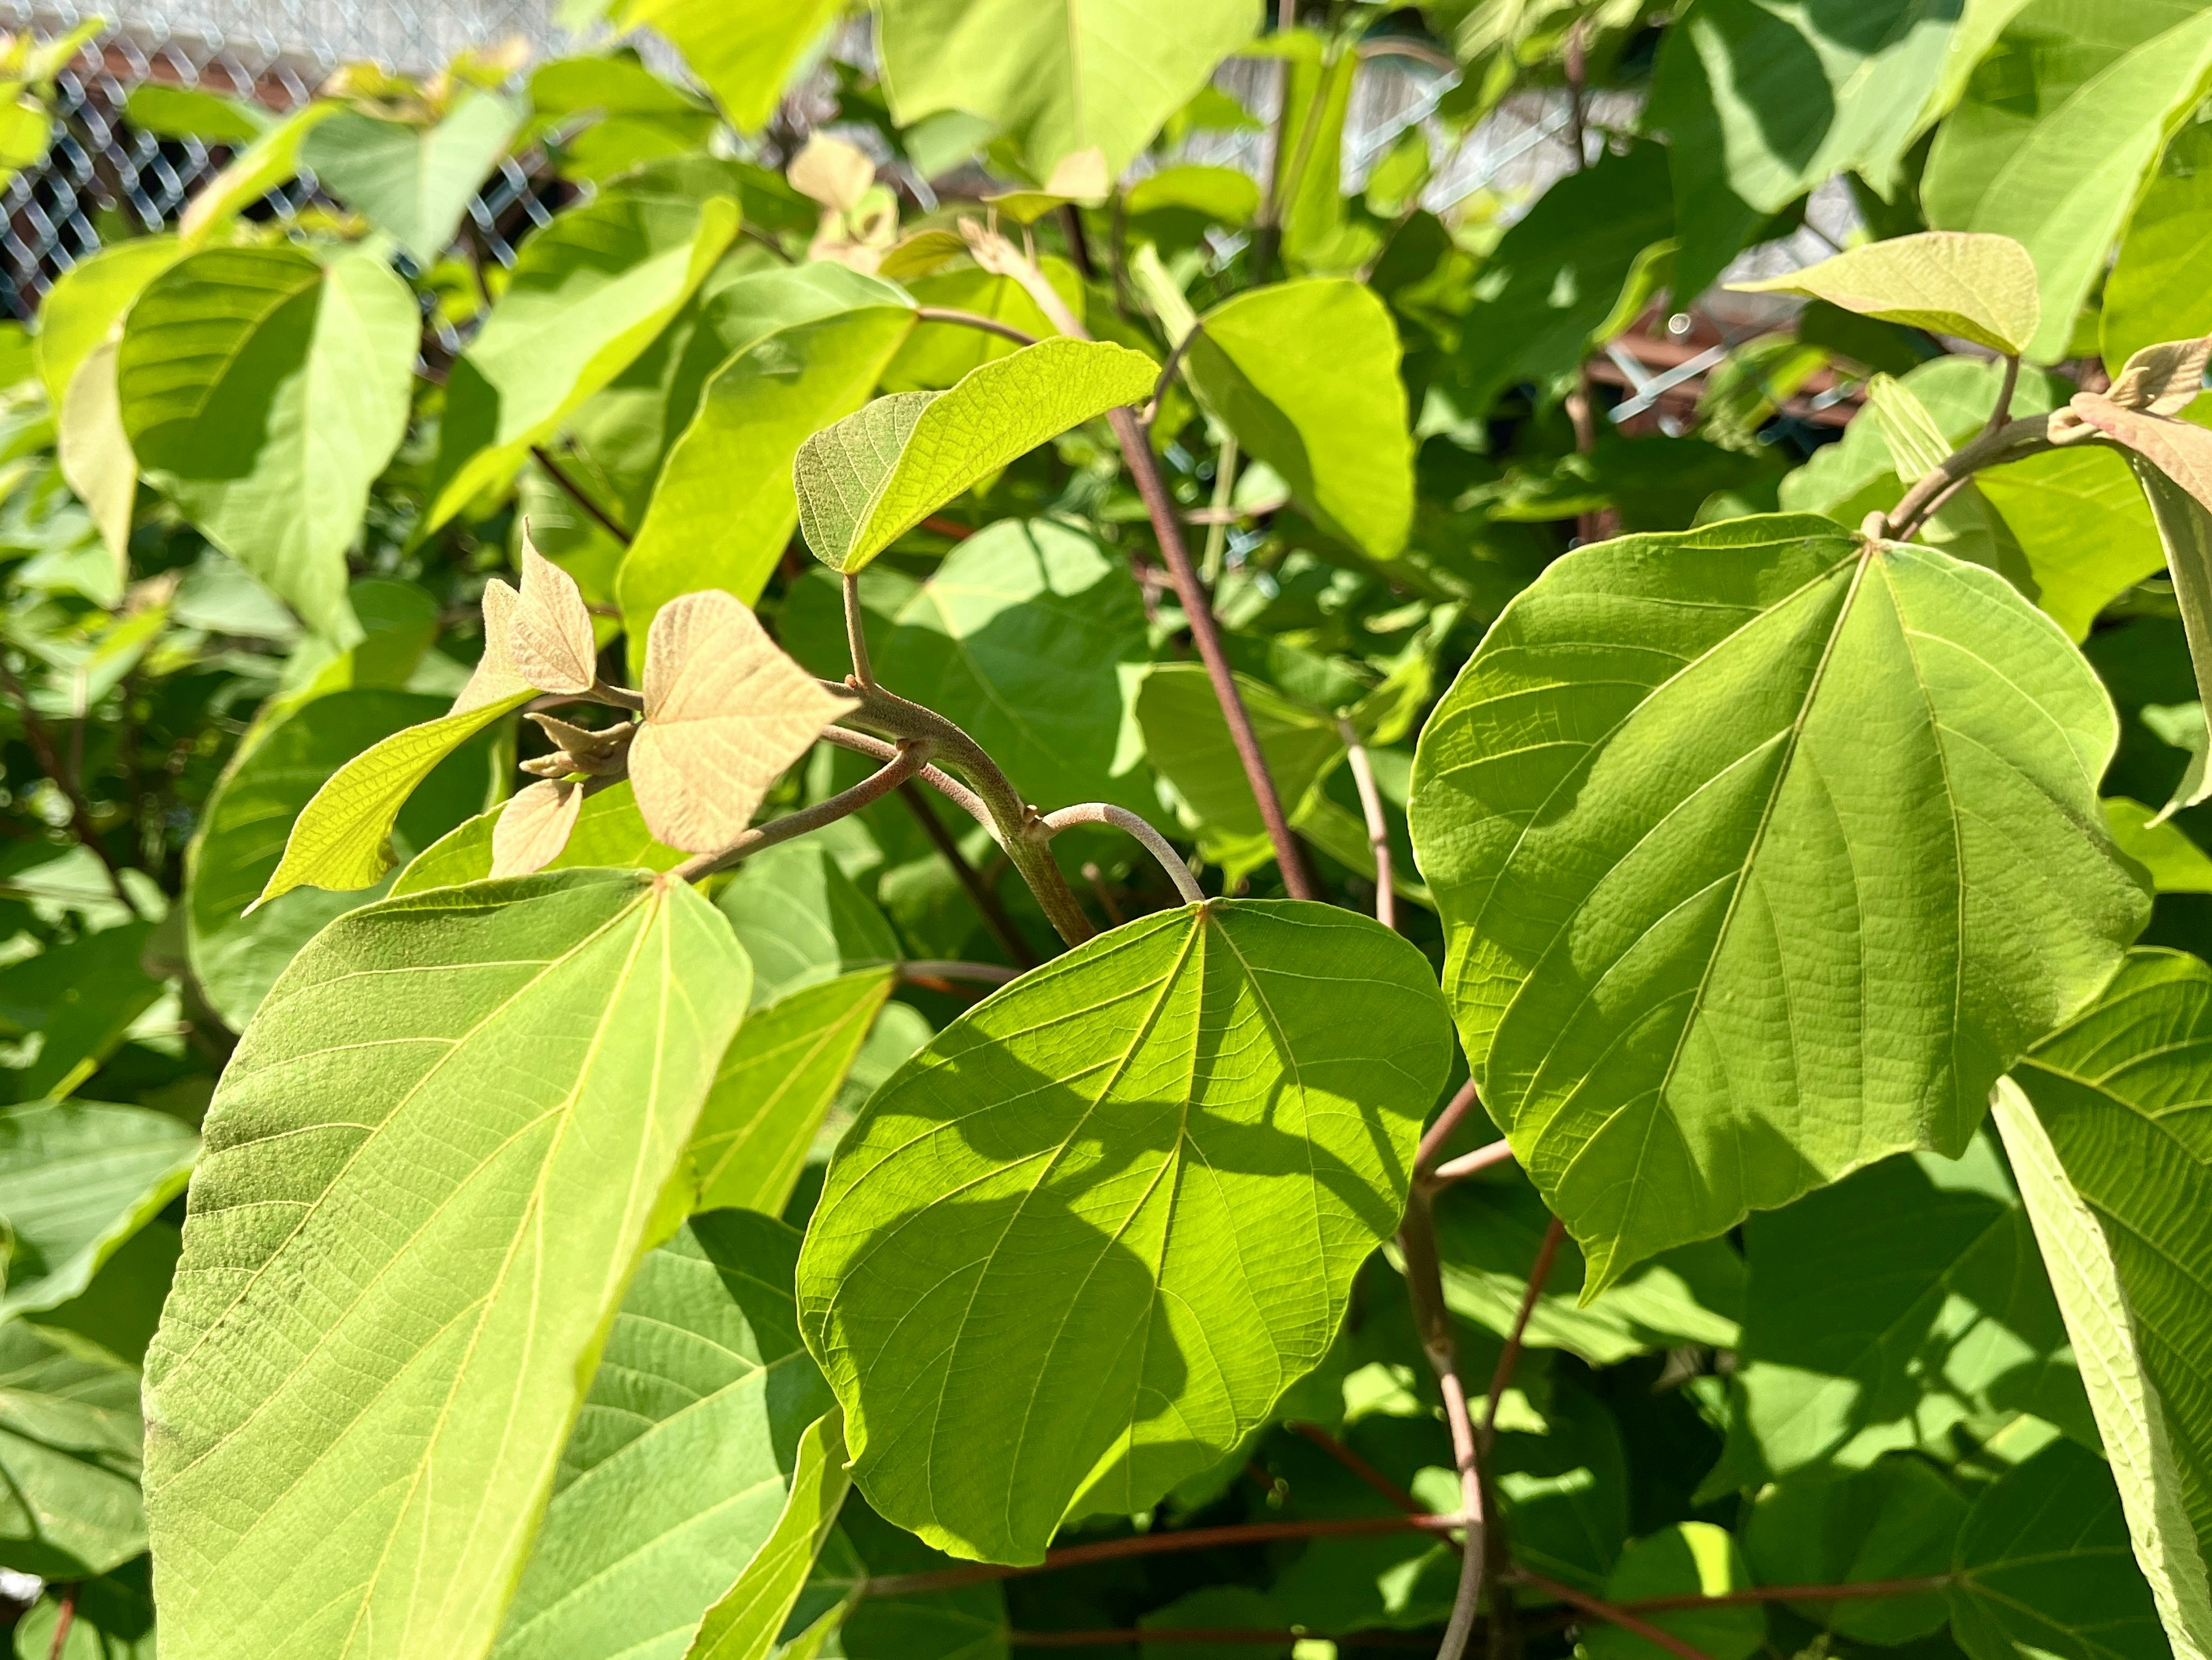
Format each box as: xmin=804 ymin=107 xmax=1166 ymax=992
xmin=0 ymin=1324 xmax=146 ymax=1578
xmin=1585 ymin=1523 xmax=1763 ymax=1660
xmin=491 ymin=779 xmax=584 ymax=878
xmin=616 ymin=0 xmax=843 ymax=131
xmin=1407 ymin=515 xmax=2147 ymax=1287
xmin=2105 ymin=797 xmax=2212 ymax=892
xmin=1730 ymin=232 xmax=2040 ymax=358
xmin=713 ymin=841 xmax=902 ymax=1007
xmin=794 ymin=338 xmax=1157 ymax=574
xmin=2106 ymin=121 xmax=2212 ymax=373
xmin=797 ymin=899 xmax=1453 ymax=1564
xmin=683 ymin=1407 xmax=852 ymax=1660
xmin=176 ymin=101 xmax=340 ymax=246
xmin=33 ymin=235 xmax=181 ymax=407
xmin=300 ymin=91 xmax=523 ymax=265
xmin=0 ymin=1100 xmax=194 ymax=1324
xmin=144 ymin=871 xmax=752 ymax=1660
xmin=394 ymin=778 xmax=685 ymax=895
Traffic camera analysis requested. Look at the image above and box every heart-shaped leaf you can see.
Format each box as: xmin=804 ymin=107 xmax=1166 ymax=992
xmin=2110 ymin=336 xmax=2212 ymax=416
xmin=144 ymin=871 xmax=751 ymax=1660
xmin=793 ymin=337 xmax=1157 ymax=573
xmin=630 ymin=591 xmax=858 ymax=854
xmin=797 ymin=899 xmax=1453 ymax=1565
xmin=1408 ymin=515 xmax=2147 ymax=1289
xmin=298 ymin=92 xmax=522 ymax=266
xmin=510 ymin=540 xmax=599 ymax=695
xmin=491 ymin=778 xmax=585 ymax=878
xmin=1730 ymin=232 xmax=2040 ymax=357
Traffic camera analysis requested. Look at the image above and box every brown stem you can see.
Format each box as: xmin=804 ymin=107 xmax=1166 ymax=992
xmin=1289 ymin=1420 xmax=1426 ymax=1515
xmin=843 ymin=573 xmax=875 ymax=687
xmin=1058 ymin=201 xmax=1097 ymax=281
xmin=1144 ymin=322 xmax=1203 ymax=428
xmin=1398 ymin=1182 xmax=1487 ymax=1660
xmin=1480 ymin=1216 xmax=1566 ymax=1449
xmin=1983 ymin=355 xmax=2021 ymax=438
xmin=530 ymin=445 xmax=632 ymax=546
xmin=1883 ymin=415 xmax=2051 ymax=541
xmin=899 ymin=781 xmax=1043 ymax=969
xmin=1565 ymin=20 xmax=1589 ymax=168
xmin=671 ymin=741 xmax=932 ymax=882
xmin=912 ymin=305 xmax=1037 ymax=347
xmin=46 ymin=1587 xmax=75 ymax=1660
xmin=1111 ymin=407 xmax=1317 ymax=897
xmin=1431 ymin=1139 xmax=1519 ymax=1187
xmin=1416 ymin=1078 xmax=1484 ymax=1177
xmin=899 ymin=959 xmax=1020 ymax=988
xmin=1040 ymin=801 xmax=1203 ymax=906
xmin=865 ymin=1512 xmax=1463 ymax=1595
xmin=1515 ymin=1572 xmax=1721 ymax=1660
xmin=1616 ymin=1577 xmax=1953 ymax=1613
xmin=0 ymin=657 xmax=141 ymax=918
xmin=820 ymin=725 xmax=991 ymax=830
xmin=1009 ymin=1630 xmax=1438 ymax=1651
xmin=1341 ymin=719 xmax=1395 ymax=929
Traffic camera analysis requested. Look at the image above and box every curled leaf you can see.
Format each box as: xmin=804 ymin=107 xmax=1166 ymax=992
xmin=491 ymin=777 xmax=585 ymax=877
xmin=522 ymin=712 xmax=633 ymax=777
xmin=2109 ymin=336 xmax=2212 ymax=417
xmin=787 ymin=133 xmax=875 ymax=214
xmin=1728 ymin=230 xmax=2040 ymax=358
xmin=510 ymin=539 xmax=599 ymax=695
xmin=454 ymin=577 xmax=528 ymax=714
xmin=630 ymin=591 xmax=859 ymax=854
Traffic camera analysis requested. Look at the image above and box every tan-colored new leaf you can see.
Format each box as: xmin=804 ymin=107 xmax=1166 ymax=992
xmin=522 ymin=712 xmax=632 ymax=776
xmin=2069 ymin=391 xmax=2212 ymax=816
xmin=1728 ymin=230 xmax=2040 ymax=357
xmin=2111 ymin=336 xmax=2212 ymax=417
xmin=510 ymin=540 xmax=598 ymax=695
xmin=491 ymin=778 xmax=584 ymax=876
xmin=453 ymin=577 xmax=529 ymax=713
xmin=630 ymin=591 xmax=858 ymax=853
xmin=788 ymin=134 xmax=874 ymax=214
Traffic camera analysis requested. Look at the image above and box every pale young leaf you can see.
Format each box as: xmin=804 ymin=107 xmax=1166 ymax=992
xmin=2111 ymin=337 xmax=2212 ymax=418
xmin=1866 ymin=373 xmax=1952 ymax=482
xmin=1729 ymin=230 xmax=2040 ymax=357
xmin=630 ymin=591 xmax=858 ymax=853
xmin=983 ymin=146 xmax=1112 ymax=224
xmin=510 ymin=538 xmax=598 ymax=695
xmin=522 ymin=712 xmax=632 ymax=776
xmin=453 ymin=577 xmax=528 ymax=714
xmin=491 ymin=778 xmax=585 ymax=878
xmin=787 ymin=133 xmax=874 ymax=214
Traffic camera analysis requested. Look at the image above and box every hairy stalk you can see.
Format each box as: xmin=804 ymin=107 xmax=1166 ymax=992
xmin=1341 ymin=719 xmax=1396 ymax=929
xmin=1430 ymin=1139 xmax=1519 ymax=1186
xmin=1481 ymin=1216 xmax=1566 ymax=1449
xmin=819 ymin=725 xmax=990 ymax=827
xmin=1516 ymin=1572 xmax=1722 ymax=1660
xmin=843 ymin=573 xmax=875 ymax=687
xmin=1041 ymin=801 xmax=1205 ymax=905
xmin=899 ymin=781 xmax=1043 ymax=970
xmin=865 ymin=1512 xmax=1467 ymax=1596
xmin=672 ymin=741 xmax=931 ymax=882
xmin=1883 ymin=414 xmax=2052 ymax=541
xmin=831 ymin=676 xmax=1094 ymax=945
xmin=0 ymin=656 xmax=141 ymax=918
xmin=529 ymin=445 xmax=632 ymax=546
xmin=1399 ymin=1179 xmax=1488 ymax=1660
xmin=913 ymin=305 xmax=1035 ymax=347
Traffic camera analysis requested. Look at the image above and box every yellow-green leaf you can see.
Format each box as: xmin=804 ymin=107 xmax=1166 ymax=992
xmin=1730 ymin=231 xmax=2040 ymax=357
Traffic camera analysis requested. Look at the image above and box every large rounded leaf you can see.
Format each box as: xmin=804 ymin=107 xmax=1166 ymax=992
xmin=796 ymin=899 xmax=1452 ymax=1566
xmin=1407 ymin=515 xmax=2146 ymax=1289
xmin=143 ymin=871 xmax=751 ymax=1660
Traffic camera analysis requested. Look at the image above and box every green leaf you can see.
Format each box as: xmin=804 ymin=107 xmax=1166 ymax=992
xmin=1442 ymin=141 xmax=1674 ymax=422
xmin=1136 ymin=663 xmax=1343 ymax=845
xmin=827 ymin=520 xmax=1153 ymax=812
xmin=34 ymin=235 xmax=183 ymax=407
xmin=683 ymin=1406 xmax=852 ymax=1660
xmin=188 ymin=688 xmax=498 ymax=1027
xmin=875 ymin=0 xmax=1256 ymax=179
xmin=0 ymin=924 xmax=164 ymax=1104
xmin=494 ymin=1211 xmax=833 ymax=1660
xmin=1732 ymin=232 xmax=2042 ymax=359
xmin=395 ymin=778 xmax=685 ymax=897
xmin=0 ymin=1322 xmax=145 ymax=1577
xmin=256 ymin=689 xmax=533 ymax=904
xmin=118 ymin=244 xmax=419 ymax=644
xmin=1979 ymin=444 xmax=2168 ymax=641
xmin=2002 ymin=947 xmax=2212 ymax=1660
xmin=58 ymin=335 xmax=135 ymax=573
xmin=1868 ymin=370 xmax=1957 ymax=479
xmin=126 ymin=81 xmax=272 ymax=143
xmin=300 ymin=92 xmax=524 ymax=265
xmin=881 ymin=259 xmax=1082 ymax=392
xmin=1949 ymin=1440 xmax=2167 ymax=1660
xmin=1269 ymin=35 xmax=1360 ymax=273
xmin=428 ymin=188 xmax=740 ymax=531
xmin=815 ymin=1500 xmax=1010 ymax=1658
xmin=1427 ymin=1163 xmax=1744 ymax=1367
xmin=527 ymin=55 xmax=715 ymax=183
xmin=619 ymin=279 xmax=915 ymax=641
xmin=1585 ymin=1523 xmax=1764 ymax=1660
xmin=797 ymin=899 xmax=1453 ymax=1565
xmin=714 ymin=841 xmax=902 ymax=1007
xmin=613 ymin=0 xmax=842 ymax=131
xmin=1712 ymin=1140 xmax=2089 ymax=1488
xmin=794 ymin=338 xmax=1157 ymax=574
xmin=1488 ymin=1382 xmax=1630 ymax=1595
xmin=2105 ymin=796 xmax=2212 ymax=892
xmin=1181 ymin=278 xmax=1413 ymax=560
xmin=687 ymin=969 xmax=895 ymax=1217
xmin=1407 ymin=515 xmax=2148 ymax=1288
xmin=143 ymin=871 xmax=752 ymax=1660
xmin=2105 ymin=120 xmax=2212 ymax=373
xmin=0 ymin=1100 xmax=195 ymax=1324
xmin=177 ymin=102 xmax=341 ymax=246
xmin=13 ymin=1555 xmax=156 ymax=1659
xmin=1744 ymin=1457 xmax=1963 ymax=1643
xmin=1652 ymin=0 xmax=1963 ymax=301
xmin=32 ymin=1216 xmax=181 ymax=1370
xmin=1923 ymin=0 xmax=2212 ymax=363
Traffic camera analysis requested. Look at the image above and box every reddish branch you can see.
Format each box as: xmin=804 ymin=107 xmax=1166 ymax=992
xmin=1482 ymin=1216 xmax=1567 ymax=1449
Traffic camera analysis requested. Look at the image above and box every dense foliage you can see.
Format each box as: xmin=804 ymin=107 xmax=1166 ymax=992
xmin=3 ymin=2 xmax=2211 ymax=1658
